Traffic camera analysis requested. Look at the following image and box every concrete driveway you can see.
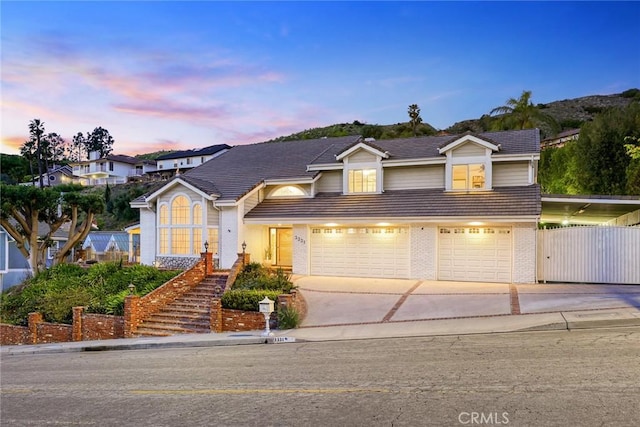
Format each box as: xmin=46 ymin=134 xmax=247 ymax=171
xmin=293 ymin=276 xmax=640 ymax=327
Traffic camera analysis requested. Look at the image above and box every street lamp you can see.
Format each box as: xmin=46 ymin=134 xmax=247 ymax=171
xmin=259 ymin=296 xmax=275 ymax=337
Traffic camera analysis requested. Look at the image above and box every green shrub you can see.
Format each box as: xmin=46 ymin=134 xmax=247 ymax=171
xmin=221 ymin=289 xmax=281 ymax=312
xmin=277 ymin=306 xmax=300 ymax=329
xmin=0 ymin=262 xmax=181 ymax=324
xmin=233 ymin=262 xmax=295 ymax=293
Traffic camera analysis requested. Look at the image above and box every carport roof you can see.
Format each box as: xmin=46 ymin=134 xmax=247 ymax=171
xmin=245 ymin=185 xmax=541 ymax=220
xmin=541 ymin=194 xmax=640 ymax=225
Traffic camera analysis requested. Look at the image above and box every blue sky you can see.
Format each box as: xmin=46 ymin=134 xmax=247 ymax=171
xmin=2 ymin=1 xmax=639 ymax=155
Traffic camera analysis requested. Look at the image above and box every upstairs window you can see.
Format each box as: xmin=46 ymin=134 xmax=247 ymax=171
xmin=452 ymin=164 xmax=485 ymax=190
xmin=270 ymin=185 xmax=306 ymax=198
xmin=348 ymin=169 xmax=377 ymax=193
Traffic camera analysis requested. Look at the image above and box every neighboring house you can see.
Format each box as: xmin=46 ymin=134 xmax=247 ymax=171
xmin=124 ymin=223 xmax=141 ymax=263
xmin=541 ymin=129 xmax=580 ymax=149
xmin=133 ymin=130 xmax=541 ymax=283
xmin=70 ymin=152 xmax=156 ymax=185
xmin=82 ymin=231 xmax=130 ymax=262
xmin=0 ymin=221 xmax=76 ymax=290
xmin=20 ymin=165 xmax=76 ymax=188
xmin=155 ymin=144 xmax=231 ymax=179
xmin=0 ymin=226 xmax=31 ymax=291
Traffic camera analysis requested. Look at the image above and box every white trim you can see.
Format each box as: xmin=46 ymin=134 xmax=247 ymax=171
xmin=307 ymin=163 xmax=344 ymax=171
xmin=244 ymin=215 xmax=539 ymax=225
xmin=335 ymin=142 xmax=389 ymax=161
xmin=264 ymin=176 xmax=319 ymax=185
xmin=382 ymin=158 xmax=447 ymax=167
xmin=492 ymin=154 xmax=541 ymax=162
xmin=438 ymin=134 xmax=500 ymax=154
xmin=541 ymin=196 xmax=640 ymax=205
xmin=145 ymin=178 xmax=219 ymax=203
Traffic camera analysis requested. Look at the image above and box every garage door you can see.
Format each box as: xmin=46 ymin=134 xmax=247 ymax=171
xmin=310 ymin=227 xmax=410 ymax=278
xmin=438 ymin=227 xmax=512 ymax=283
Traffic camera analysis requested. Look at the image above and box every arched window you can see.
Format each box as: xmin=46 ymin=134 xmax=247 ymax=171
xmin=171 ymin=196 xmax=189 ymax=224
xmin=193 ymin=203 xmax=202 ymax=225
xmin=159 ymin=204 xmax=168 ymax=225
xmin=269 ymin=185 xmax=306 ymax=198
xmin=158 ymin=194 xmax=218 ymax=257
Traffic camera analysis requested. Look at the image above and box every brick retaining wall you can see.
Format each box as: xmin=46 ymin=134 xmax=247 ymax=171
xmin=0 ymin=324 xmax=30 ymax=345
xmin=125 ymin=258 xmax=206 ymax=337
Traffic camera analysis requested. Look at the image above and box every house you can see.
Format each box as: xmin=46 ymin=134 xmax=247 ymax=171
xmin=541 ymin=128 xmax=580 ymax=149
xmin=133 ymin=129 xmax=541 ymax=283
xmin=155 ymin=144 xmax=231 ymax=179
xmin=82 ymin=231 xmax=130 ymax=262
xmin=124 ymin=223 xmax=141 ymax=263
xmin=0 ymin=221 xmax=75 ymax=290
xmin=0 ymin=226 xmax=31 ymax=291
xmin=20 ymin=165 xmax=76 ymax=188
xmin=70 ymin=152 xmax=156 ymax=185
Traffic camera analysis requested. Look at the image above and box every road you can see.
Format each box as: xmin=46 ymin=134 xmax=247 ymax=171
xmin=1 ymin=327 xmax=639 ymax=426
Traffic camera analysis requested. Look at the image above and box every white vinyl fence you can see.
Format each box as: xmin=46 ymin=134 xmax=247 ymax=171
xmin=537 ymin=226 xmax=640 ymax=284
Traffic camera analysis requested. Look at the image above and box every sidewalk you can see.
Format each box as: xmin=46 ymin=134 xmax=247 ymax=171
xmin=3 ymin=279 xmax=640 ymax=355
xmin=2 ymin=307 xmax=639 ymax=356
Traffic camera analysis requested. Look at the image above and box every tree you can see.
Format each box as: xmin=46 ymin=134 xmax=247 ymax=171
xmin=0 ymin=184 xmax=104 ymax=274
xmin=573 ymin=103 xmax=640 ymax=195
xmin=28 ymin=119 xmax=46 ymax=187
xmin=408 ymin=104 xmax=423 ymax=137
xmin=489 ymin=90 xmax=558 ymax=133
xmin=85 ymin=127 xmax=114 ymax=159
xmin=0 ymin=154 xmax=30 ymax=184
xmin=71 ymin=132 xmax=88 ymax=162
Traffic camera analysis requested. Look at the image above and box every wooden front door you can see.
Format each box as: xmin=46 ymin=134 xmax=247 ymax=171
xmin=274 ymin=228 xmax=293 ymax=267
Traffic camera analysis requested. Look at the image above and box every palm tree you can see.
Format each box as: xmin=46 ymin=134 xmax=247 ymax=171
xmin=28 ymin=119 xmax=45 ymax=187
xmin=489 ymin=90 xmax=558 ymax=133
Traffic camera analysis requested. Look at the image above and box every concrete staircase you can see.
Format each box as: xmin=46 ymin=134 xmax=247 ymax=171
xmin=134 ymin=272 xmax=229 ymax=337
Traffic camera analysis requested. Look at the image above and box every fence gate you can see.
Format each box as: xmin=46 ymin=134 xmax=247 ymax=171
xmin=537 ymin=226 xmax=640 ymax=284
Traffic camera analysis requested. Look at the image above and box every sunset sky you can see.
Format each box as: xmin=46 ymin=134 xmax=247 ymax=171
xmin=2 ymin=1 xmax=639 ymax=156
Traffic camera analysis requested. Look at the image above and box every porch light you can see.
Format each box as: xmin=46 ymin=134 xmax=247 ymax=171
xmin=259 ymin=297 xmax=275 ymax=337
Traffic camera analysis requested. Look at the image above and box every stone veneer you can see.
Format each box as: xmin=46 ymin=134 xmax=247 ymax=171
xmin=154 ymin=256 xmax=200 ymax=270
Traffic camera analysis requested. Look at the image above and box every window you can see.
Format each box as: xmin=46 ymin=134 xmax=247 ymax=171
xmin=109 ymin=162 xmax=114 ymax=171
xmin=172 ymin=196 xmax=189 ymax=224
xmin=452 ymin=164 xmax=485 ymax=190
xmin=158 ymin=195 xmax=217 ymax=256
xmin=348 ymin=169 xmax=377 ymax=193
xmin=270 ymin=186 xmax=306 ymax=198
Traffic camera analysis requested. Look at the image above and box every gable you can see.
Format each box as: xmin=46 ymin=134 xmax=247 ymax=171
xmin=438 ymin=134 xmax=500 ymax=155
xmin=451 ymin=142 xmax=488 ymax=157
xmin=347 ymin=149 xmax=378 ymax=163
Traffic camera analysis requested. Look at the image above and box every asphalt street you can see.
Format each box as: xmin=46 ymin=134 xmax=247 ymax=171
xmin=2 ymin=327 xmax=639 ymax=426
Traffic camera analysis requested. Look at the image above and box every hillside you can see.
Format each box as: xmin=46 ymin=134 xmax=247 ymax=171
xmin=271 ymin=89 xmax=640 ymax=141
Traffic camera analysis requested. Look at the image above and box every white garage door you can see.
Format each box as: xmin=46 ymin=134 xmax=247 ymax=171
xmin=438 ymin=227 xmax=512 ymax=283
xmin=310 ymin=227 xmax=410 ymax=278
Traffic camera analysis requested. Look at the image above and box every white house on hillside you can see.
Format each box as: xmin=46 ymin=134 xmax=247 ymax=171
xmin=132 ymin=130 xmax=542 ymax=284
xmin=70 ymin=152 xmax=156 ymax=185
xmin=155 ymin=144 xmax=231 ymax=179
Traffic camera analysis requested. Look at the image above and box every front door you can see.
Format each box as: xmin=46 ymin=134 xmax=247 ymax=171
xmin=273 ymin=228 xmax=293 ymax=267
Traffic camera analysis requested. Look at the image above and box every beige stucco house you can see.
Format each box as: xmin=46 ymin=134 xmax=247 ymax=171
xmin=132 ymin=129 xmax=541 ymax=283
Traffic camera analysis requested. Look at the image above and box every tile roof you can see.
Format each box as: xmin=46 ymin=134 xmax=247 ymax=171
xmin=184 ymin=136 xmax=361 ymax=200
xmin=155 ymin=144 xmax=231 ymax=161
xmin=244 ymin=186 xmax=541 ymax=219
xmin=166 ymin=129 xmax=539 ymax=202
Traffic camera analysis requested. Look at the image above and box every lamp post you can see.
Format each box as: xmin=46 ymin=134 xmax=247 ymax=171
xmin=241 ymin=241 xmax=247 ymax=266
xmin=204 ymin=241 xmax=209 ymax=253
xmin=259 ymin=296 xmax=274 ymax=337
